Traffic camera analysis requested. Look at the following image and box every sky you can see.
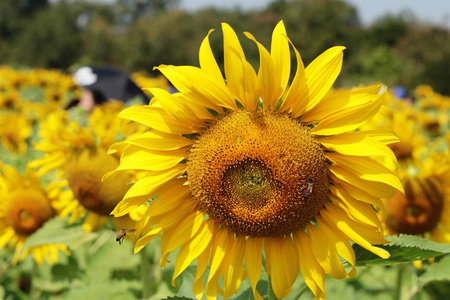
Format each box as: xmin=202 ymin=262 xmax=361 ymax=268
xmin=179 ymin=0 xmax=450 ymax=28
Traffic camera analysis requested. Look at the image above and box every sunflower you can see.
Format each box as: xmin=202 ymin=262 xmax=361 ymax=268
xmin=0 ymin=111 xmax=32 ymax=154
xmin=362 ymin=91 xmax=429 ymax=171
xmin=0 ymin=163 xmax=71 ymax=265
xmin=109 ymin=21 xmax=403 ymax=299
xmin=30 ymin=102 xmax=143 ymax=231
xmin=383 ymin=151 xmax=450 ymax=242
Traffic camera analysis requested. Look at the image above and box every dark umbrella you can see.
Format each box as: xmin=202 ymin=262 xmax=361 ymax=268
xmin=73 ymin=66 xmax=149 ymax=104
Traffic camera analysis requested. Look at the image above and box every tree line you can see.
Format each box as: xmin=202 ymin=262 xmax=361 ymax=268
xmin=1 ymin=0 xmax=449 ymax=94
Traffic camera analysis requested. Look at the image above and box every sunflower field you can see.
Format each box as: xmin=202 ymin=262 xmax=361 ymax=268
xmin=1 ymin=1 xmax=450 ymax=300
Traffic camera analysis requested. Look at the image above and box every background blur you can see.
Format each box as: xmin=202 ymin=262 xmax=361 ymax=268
xmin=0 ymin=0 xmax=449 ymax=95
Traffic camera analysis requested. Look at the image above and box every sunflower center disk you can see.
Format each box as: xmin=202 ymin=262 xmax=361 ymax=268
xmin=187 ymin=110 xmax=329 ymax=238
xmin=65 ymin=149 xmax=131 ymax=216
xmin=5 ymin=189 xmax=54 ymax=236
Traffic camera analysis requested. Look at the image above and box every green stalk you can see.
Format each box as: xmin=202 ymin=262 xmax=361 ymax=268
xmin=394 ymin=264 xmax=407 ymax=300
xmin=30 ymin=260 xmax=39 ymax=300
xmin=293 ymin=284 xmax=309 ymax=300
xmin=141 ymin=248 xmax=151 ymax=299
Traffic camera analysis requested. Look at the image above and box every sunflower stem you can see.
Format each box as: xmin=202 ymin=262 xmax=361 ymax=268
xmin=394 ymin=264 xmax=407 ymax=300
xmin=293 ymin=284 xmax=309 ymax=300
xmin=30 ymin=260 xmax=40 ymax=300
xmin=140 ymin=247 xmax=151 ymax=299
xmin=268 ymin=276 xmax=279 ymax=300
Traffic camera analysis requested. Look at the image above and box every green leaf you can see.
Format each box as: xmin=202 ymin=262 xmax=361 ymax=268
xmin=22 ymin=217 xmax=97 ymax=250
xmin=419 ymin=254 xmax=450 ymax=284
xmin=51 ymin=280 xmax=140 ymax=300
xmin=85 ymin=230 xmax=140 ymax=282
xmin=353 ymin=235 xmax=450 ymax=267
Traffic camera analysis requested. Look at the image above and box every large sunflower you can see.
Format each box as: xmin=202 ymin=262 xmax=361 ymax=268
xmin=0 ymin=163 xmax=70 ymax=265
xmin=110 ymin=21 xmax=403 ymax=299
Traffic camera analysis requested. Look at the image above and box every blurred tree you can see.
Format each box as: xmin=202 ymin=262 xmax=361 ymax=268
xmin=118 ymin=0 xmax=179 ymax=21
xmin=363 ymin=13 xmax=413 ymax=46
xmin=396 ymin=25 xmax=450 ymax=94
xmin=270 ymin=0 xmax=361 ymax=66
xmin=8 ymin=2 xmax=82 ymax=68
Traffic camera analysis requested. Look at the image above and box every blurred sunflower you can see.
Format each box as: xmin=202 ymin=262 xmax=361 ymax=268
xmin=30 ymin=102 xmax=144 ymax=231
xmin=0 ymin=111 xmax=32 ymax=154
xmin=383 ymin=152 xmax=450 ymax=243
xmin=0 ymin=90 xmax=21 ymax=109
xmin=362 ymin=92 xmax=429 ymax=170
xmin=0 ymin=163 xmax=70 ymax=265
xmin=110 ymin=21 xmax=403 ymax=299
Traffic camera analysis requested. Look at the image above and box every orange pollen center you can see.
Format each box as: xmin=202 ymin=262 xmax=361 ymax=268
xmin=187 ymin=110 xmax=329 ymax=238
xmin=5 ymin=189 xmax=54 ymax=236
xmin=389 ymin=141 xmax=413 ymax=161
xmin=385 ymin=176 xmax=444 ymax=235
xmin=65 ymin=148 xmax=131 ymax=216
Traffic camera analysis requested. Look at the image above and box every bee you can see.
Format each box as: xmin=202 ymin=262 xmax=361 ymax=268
xmin=304 ymin=178 xmax=313 ymax=199
xmin=114 ymin=229 xmax=136 ymax=245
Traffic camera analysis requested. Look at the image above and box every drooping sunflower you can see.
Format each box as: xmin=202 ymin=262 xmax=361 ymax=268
xmin=383 ymin=151 xmax=450 ymax=242
xmin=30 ymin=102 xmax=144 ymax=231
xmin=110 ymin=21 xmax=403 ymax=299
xmin=0 ymin=163 xmax=71 ymax=265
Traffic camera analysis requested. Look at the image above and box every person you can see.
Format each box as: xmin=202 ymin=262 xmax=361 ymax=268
xmin=67 ymin=66 xmax=149 ymax=112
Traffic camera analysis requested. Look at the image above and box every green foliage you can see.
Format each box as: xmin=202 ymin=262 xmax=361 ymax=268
xmin=1 ymin=0 xmax=449 ymax=94
xmin=7 ymin=3 xmax=82 ymax=68
xmin=353 ymin=235 xmax=450 ymax=267
xmin=23 ymin=217 xmax=97 ymax=250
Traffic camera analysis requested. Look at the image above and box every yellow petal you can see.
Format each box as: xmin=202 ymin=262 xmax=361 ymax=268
xmin=266 ymin=237 xmax=299 ymax=298
xmin=302 ymin=84 xmax=381 ymax=123
xmin=223 ymin=235 xmax=245 ymax=298
xmin=82 ymin=212 xmax=100 ymax=232
xmin=222 ymin=23 xmax=258 ymax=110
xmin=329 ymin=186 xmax=383 ymax=230
xmin=244 ymin=237 xmax=263 ymax=300
xmin=32 ymin=245 xmax=44 ymax=266
xmin=321 ymin=205 xmax=390 ymax=258
xmin=336 ymin=179 xmax=384 ymax=212
xmin=308 ymin=224 xmax=348 ymax=279
xmin=156 ymin=65 xmax=236 ymax=110
xmin=327 ymin=153 xmax=403 ymax=194
xmin=116 ymin=145 xmax=188 ymax=172
xmin=319 ymin=131 xmax=397 ymax=164
xmin=294 ymin=231 xmax=326 ymax=298
xmin=317 ymin=217 xmax=356 ymax=269
xmin=245 ymin=31 xmax=281 ymax=109
xmin=279 ymin=39 xmax=308 ymax=116
xmin=122 ymin=165 xmax=186 ymax=201
xmin=199 ymin=29 xmax=224 ymax=83
xmin=0 ymin=227 xmax=15 ymax=248
xmin=145 ymin=181 xmax=191 ymax=217
xmin=304 ymin=46 xmax=345 ymax=113
xmin=147 ymin=87 xmax=204 ymax=126
xmin=271 ymin=20 xmax=290 ymax=97
xmin=330 ymin=166 xmax=397 ymax=199
xmin=159 ymin=210 xmax=204 ymax=267
xmin=207 ymin=226 xmax=229 ymax=281
xmin=134 ymin=228 xmax=163 ymax=254
xmin=193 ymin=245 xmax=211 ymax=300
xmin=172 ymin=220 xmax=214 ymax=285
xmin=311 ymin=88 xmax=385 ymax=135
xmin=119 ymin=106 xmax=198 ymax=134
xmin=111 ymin=131 xmax=193 ymax=153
